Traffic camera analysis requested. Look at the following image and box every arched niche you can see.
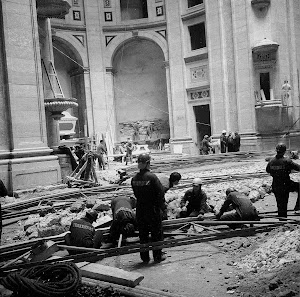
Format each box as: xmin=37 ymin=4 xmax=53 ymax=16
xmin=52 ymin=36 xmax=87 ymax=139
xmin=112 ymin=37 xmax=170 ymax=146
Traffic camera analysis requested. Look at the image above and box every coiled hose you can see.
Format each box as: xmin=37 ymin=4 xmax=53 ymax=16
xmin=0 ymin=262 xmax=81 ymax=296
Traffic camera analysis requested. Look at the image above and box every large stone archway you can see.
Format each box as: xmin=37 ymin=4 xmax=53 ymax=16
xmin=112 ymin=38 xmax=169 ymax=146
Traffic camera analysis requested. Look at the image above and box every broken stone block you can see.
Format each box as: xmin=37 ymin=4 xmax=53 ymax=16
xmin=38 ymin=225 xmax=67 ymax=237
xmin=24 ymin=215 xmax=40 ymax=231
xmin=70 ymin=202 xmax=85 ymax=213
xmin=25 ymin=225 xmax=38 ymax=236
xmin=86 ymin=199 xmax=96 ymax=208
xmin=28 ymin=230 xmax=38 ymax=239
xmin=93 ymin=201 xmax=110 ymax=211
xmin=248 ymin=190 xmax=261 ymax=202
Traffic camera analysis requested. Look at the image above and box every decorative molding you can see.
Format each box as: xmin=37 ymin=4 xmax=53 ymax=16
xmin=102 ymin=20 xmax=166 ymax=32
xmin=104 ymin=0 xmax=111 ymax=8
xmin=51 ymin=23 xmax=86 ymax=31
xmin=72 ymin=0 xmax=80 ymax=7
xmin=190 ymin=65 xmax=208 ymax=83
xmin=105 ymin=35 xmax=116 ymax=46
xmin=104 ymin=11 xmax=113 ymax=22
xmin=184 ymin=53 xmax=208 ymax=63
xmin=156 ymin=6 xmax=164 ymax=17
xmin=73 ymin=10 xmax=81 ymax=21
xmin=189 ymin=88 xmax=210 ymax=101
xmin=181 ymin=6 xmax=205 ymax=22
xmin=156 ymin=29 xmax=166 ymax=39
xmin=73 ymin=34 xmax=84 ymax=46
xmin=132 ymin=30 xmax=139 ymax=37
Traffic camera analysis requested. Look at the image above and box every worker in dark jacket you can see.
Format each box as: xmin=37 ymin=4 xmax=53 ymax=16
xmin=109 ymin=196 xmax=137 ymax=245
xmin=216 ymin=188 xmax=259 ymax=229
xmin=65 ymin=210 xmax=102 ymax=253
xmin=220 ymin=130 xmax=227 ymax=153
xmin=180 ymin=178 xmax=212 ymax=218
xmin=266 ymin=143 xmax=300 ymax=218
xmin=131 ymin=153 xmax=166 ymax=263
xmin=158 ymin=172 xmax=182 ymax=220
xmin=0 ymin=179 xmax=8 ymax=243
xmin=201 ymin=135 xmax=212 ymax=155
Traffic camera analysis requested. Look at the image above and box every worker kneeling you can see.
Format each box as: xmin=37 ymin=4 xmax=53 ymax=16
xmin=215 ymin=188 xmax=260 ymax=229
xmin=64 ymin=210 xmax=103 ymax=253
xmin=109 ymin=196 xmax=137 ymax=246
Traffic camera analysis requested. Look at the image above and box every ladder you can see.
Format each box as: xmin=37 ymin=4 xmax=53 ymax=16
xmin=41 ymin=59 xmax=65 ymax=98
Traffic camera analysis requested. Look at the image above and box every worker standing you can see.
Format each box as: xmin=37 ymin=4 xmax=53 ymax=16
xmin=0 ymin=179 xmax=8 ymax=244
xmin=109 ymin=196 xmax=137 ymax=246
xmin=125 ymin=138 xmax=134 ymax=165
xmin=64 ymin=210 xmax=103 ymax=253
xmin=220 ymin=130 xmax=227 ymax=153
xmin=180 ymin=178 xmax=212 ymax=218
xmin=96 ymin=140 xmax=107 ymax=170
xmin=266 ymin=143 xmax=300 ymax=218
xmin=131 ymin=153 xmax=166 ymax=263
xmin=216 ymin=188 xmax=260 ymax=229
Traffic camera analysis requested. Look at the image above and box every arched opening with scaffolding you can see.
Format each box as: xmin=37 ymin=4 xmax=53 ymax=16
xmin=112 ymin=38 xmax=170 ymax=149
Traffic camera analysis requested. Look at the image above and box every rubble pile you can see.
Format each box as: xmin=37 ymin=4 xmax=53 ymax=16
xmin=11 ymin=200 xmax=112 ymax=242
xmin=165 ymin=178 xmax=272 ymax=219
xmin=236 ymin=225 xmax=300 ymax=273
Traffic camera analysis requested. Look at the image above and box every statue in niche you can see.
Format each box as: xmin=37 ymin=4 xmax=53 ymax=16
xmin=133 ymin=122 xmax=140 ymax=142
xmin=282 ymin=80 xmax=291 ymax=106
xmin=146 ymin=122 xmax=154 ymax=140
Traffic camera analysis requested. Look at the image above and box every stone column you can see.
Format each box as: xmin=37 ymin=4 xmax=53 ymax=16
xmin=165 ymin=0 xmax=193 ymax=154
xmin=0 ymin=0 xmax=61 ymax=192
xmin=83 ymin=0 xmax=108 ymax=139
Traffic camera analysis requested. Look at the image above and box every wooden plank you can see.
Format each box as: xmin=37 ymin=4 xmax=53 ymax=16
xmin=78 ymin=262 xmax=144 ymax=287
xmin=82 ymin=277 xmax=187 ymax=297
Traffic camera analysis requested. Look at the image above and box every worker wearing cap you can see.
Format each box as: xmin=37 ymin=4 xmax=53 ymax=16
xmin=216 ymin=188 xmax=259 ymax=229
xmin=220 ymin=130 xmax=227 ymax=153
xmin=109 ymin=196 xmax=137 ymax=245
xmin=180 ymin=178 xmax=211 ymax=218
xmin=131 ymin=153 xmax=166 ymax=263
xmin=65 ymin=210 xmax=103 ymax=252
xmin=201 ymin=135 xmax=212 ymax=155
xmin=266 ymin=143 xmax=300 ymax=218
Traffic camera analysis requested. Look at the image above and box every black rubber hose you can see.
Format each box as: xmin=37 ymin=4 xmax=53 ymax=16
xmin=0 ymin=262 xmax=81 ymax=296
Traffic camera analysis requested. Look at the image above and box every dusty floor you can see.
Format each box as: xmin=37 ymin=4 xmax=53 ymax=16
xmin=2 ymin=154 xmax=300 ymax=297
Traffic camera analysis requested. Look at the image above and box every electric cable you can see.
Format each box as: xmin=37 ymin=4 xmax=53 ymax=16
xmin=0 ymin=262 xmax=81 ymax=297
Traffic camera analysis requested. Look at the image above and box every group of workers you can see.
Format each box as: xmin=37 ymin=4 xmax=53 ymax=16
xmin=0 ymin=140 xmax=295 ymax=263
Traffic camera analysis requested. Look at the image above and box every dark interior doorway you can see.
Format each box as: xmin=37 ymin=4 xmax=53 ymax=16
xmin=260 ymin=72 xmax=270 ymax=100
xmin=194 ymin=104 xmax=211 ymax=149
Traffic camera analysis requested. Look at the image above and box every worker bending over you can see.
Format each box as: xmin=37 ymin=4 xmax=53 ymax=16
xmin=266 ymin=143 xmax=300 ymax=218
xmin=158 ymin=172 xmax=182 ymax=220
xmin=109 ymin=195 xmax=137 ymax=246
xmin=65 ymin=210 xmax=103 ymax=253
xmin=131 ymin=153 xmax=166 ymax=263
xmin=180 ymin=178 xmax=212 ymax=218
xmin=216 ymin=188 xmax=259 ymax=229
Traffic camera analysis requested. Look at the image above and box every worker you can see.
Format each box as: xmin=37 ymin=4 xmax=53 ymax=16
xmin=131 ymin=153 xmax=166 ymax=263
xmin=158 ymin=172 xmax=182 ymax=220
xmin=109 ymin=195 xmax=137 ymax=246
xmin=64 ymin=210 xmax=103 ymax=253
xmin=96 ymin=140 xmax=107 ymax=170
xmin=180 ymin=178 xmax=212 ymax=218
xmin=266 ymin=143 xmax=300 ymax=218
xmin=125 ymin=138 xmax=134 ymax=165
xmin=0 ymin=179 xmax=8 ymax=243
xmin=201 ymin=135 xmax=213 ymax=155
xmin=216 ymin=188 xmax=260 ymax=229
xmin=220 ymin=130 xmax=227 ymax=153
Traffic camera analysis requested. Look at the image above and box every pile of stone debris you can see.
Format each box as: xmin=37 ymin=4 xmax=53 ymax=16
xmin=236 ymin=225 xmax=300 ymax=273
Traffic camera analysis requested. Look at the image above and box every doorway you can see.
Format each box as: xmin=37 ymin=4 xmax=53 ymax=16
xmin=194 ymin=104 xmax=211 ymax=149
xmin=260 ymin=72 xmax=270 ymax=100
